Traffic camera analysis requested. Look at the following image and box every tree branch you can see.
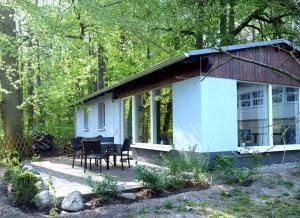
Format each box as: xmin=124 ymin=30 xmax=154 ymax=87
xmin=219 ymin=48 xmax=300 ymax=83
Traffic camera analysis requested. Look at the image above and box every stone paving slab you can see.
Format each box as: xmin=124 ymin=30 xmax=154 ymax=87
xmin=31 ymin=157 xmax=143 ymax=200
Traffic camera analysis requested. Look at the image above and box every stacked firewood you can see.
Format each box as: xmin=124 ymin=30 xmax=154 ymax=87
xmin=30 ymin=131 xmax=55 ymax=153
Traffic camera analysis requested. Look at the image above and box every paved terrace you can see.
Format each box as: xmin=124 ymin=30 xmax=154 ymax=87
xmin=31 ymin=157 xmax=143 ymax=200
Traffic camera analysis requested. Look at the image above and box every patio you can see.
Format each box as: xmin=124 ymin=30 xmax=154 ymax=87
xmin=31 ymin=157 xmax=143 ymax=200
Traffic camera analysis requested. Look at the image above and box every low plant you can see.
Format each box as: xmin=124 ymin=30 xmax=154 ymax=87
xmin=11 ymin=170 xmax=39 ymax=207
xmin=160 ymin=146 xmax=209 ymax=183
xmin=211 ymin=154 xmax=261 ymax=186
xmin=31 ymin=153 xmax=41 ymax=162
xmin=164 ymin=200 xmax=174 ymax=209
xmin=277 ymin=178 xmax=294 ymax=189
xmin=87 ymin=175 xmax=119 ymax=199
xmin=133 ymin=165 xmax=165 ymax=190
xmin=2 ymin=150 xmax=39 ymax=207
xmin=48 ymin=177 xmax=58 ymax=216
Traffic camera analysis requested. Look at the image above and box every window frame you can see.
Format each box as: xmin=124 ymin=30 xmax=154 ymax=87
xmin=121 ymin=85 xmax=173 ymax=151
xmin=238 ymin=83 xmax=300 ymax=153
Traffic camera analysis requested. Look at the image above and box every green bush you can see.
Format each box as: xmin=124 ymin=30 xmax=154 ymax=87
xmin=210 ymin=155 xmax=234 ymax=173
xmin=11 ymin=169 xmax=39 ymax=207
xmin=211 ymin=155 xmax=261 ymax=185
xmin=2 ymin=150 xmax=39 ymax=207
xmin=159 ymin=147 xmax=208 ymax=183
xmin=135 ymin=147 xmax=210 ymax=191
xmin=134 ymin=165 xmax=165 ymax=190
xmin=87 ymin=175 xmax=119 ymax=199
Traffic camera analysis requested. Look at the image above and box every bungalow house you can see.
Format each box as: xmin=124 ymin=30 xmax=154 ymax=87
xmin=72 ymin=39 xmax=300 ymax=164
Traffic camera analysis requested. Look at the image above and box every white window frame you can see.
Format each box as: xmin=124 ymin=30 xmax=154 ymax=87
xmin=121 ymin=87 xmax=173 ymax=151
xmin=97 ymin=102 xmax=105 ymax=131
xmin=238 ymin=84 xmax=300 ymax=153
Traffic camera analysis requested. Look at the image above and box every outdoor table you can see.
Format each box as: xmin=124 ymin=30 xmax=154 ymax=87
xmin=100 ymin=141 xmax=121 ymax=167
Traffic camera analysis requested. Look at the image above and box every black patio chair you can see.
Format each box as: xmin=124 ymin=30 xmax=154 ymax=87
xmin=110 ymin=138 xmax=132 ymax=170
xmin=70 ymin=137 xmax=83 ymax=168
xmin=100 ymin=137 xmax=116 ymax=165
xmin=82 ymin=139 xmax=109 ymax=173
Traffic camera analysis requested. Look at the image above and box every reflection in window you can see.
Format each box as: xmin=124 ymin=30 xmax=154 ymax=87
xmin=272 ymin=87 xmax=283 ymax=103
xmin=84 ymin=110 xmax=88 ymax=130
xmin=237 ymin=83 xmax=269 ymax=147
xmin=136 ymin=92 xmax=151 ymax=143
xmin=154 ymin=86 xmax=173 ymax=145
xmin=98 ymin=103 xmax=105 ymax=129
xmin=123 ymin=98 xmax=132 ymax=139
xmin=285 ymin=87 xmax=298 ymax=102
xmin=272 ymin=86 xmax=299 ymax=145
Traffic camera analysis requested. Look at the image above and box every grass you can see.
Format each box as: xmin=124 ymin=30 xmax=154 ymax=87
xmin=277 ymin=178 xmax=294 ymax=189
xmin=257 ymin=193 xmax=270 ymax=200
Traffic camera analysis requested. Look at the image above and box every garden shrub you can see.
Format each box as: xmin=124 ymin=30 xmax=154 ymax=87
xmin=2 ymin=150 xmax=39 ymax=207
xmin=211 ymin=154 xmax=261 ymax=185
xmin=159 ymin=147 xmax=209 ymax=183
xmin=134 ymin=165 xmax=165 ymax=190
xmin=87 ymin=175 xmax=119 ymax=199
xmin=11 ymin=169 xmax=39 ymax=206
xmin=134 ymin=147 xmax=210 ymax=191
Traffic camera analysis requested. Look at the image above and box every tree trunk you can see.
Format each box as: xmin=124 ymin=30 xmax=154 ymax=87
xmin=97 ymin=45 xmax=105 ymax=90
xmin=0 ymin=6 xmax=23 ymax=137
xmin=228 ymin=0 xmax=235 ymax=44
xmin=219 ymin=0 xmax=228 ymax=45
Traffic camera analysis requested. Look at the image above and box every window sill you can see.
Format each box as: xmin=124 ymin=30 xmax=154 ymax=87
xmin=83 ymin=129 xmax=89 ymax=132
xmin=97 ymin=128 xmax=105 ymax=131
xmin=131 ymin=143 xmax=172 ymax=151
xmin=238 ymin=144 xmax=300 ymax=154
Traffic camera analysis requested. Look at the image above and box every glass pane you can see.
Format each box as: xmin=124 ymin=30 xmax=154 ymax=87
xmin=123 ymin=98 xmax=132 ymax=139
xmin=84 ymin=111 xmax=88 ymax=129
xmin=136 ymin=92 xmax=151 ymax=143
xmin=237 ymin=83 xmax=269 ymax=147
xmin=154 ymin=86 xmax=173 ymax=145
xmin=98 ymin=103 xmax=105 ymax=129
xmin=272 ymin=86 xmax=299 ymax=145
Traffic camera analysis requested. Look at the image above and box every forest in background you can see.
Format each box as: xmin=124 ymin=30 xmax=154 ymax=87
xmin=0 ymin=0 xmax=299 ymax=138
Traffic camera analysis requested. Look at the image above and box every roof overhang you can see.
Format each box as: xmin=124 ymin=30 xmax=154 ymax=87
xmin=69 ymin=39 xmax=300 ymax=107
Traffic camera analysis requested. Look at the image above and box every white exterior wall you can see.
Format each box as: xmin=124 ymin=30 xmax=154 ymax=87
xmin=200 ymin=77 xmax=238 ymax=152
xmin=172 ymin=77 xmax=202 ymax=151
xmin=75 ymin=93 xmax=122 ymax=144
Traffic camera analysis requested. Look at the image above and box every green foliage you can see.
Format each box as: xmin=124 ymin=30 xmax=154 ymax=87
xmin=160 ymin=147 xmax=209 ymax=183
xmin=47 ymin=177 xmax=58 ymax=215
xmin=211 ymin=154 xmax=261 ymax=185
xmin=31 ymin=153 xmax=40 ymax=162
xmin=210 ymin=155 xmax=234 ymax=172
xmin=2 ymin=151 xmax=39 ymax=207
xmin=135 ymin=147 xmax=209 ymax=191
xmin=164 ymin=200 xmax=174 ymax=210
xmin=86 ymin=175 xmax=119 ymax=199
xmin=133 ymin=165 xmax=165 ymax=190
xmin=1 ymin=150 xmax=21 ymax=167
xmin=276 ymin=178 xmax=294 ymax=189
xmin=11 ymin=170 xmax=39 ymax=207
xmin=48 ymin=207 xmax=58 ymax=216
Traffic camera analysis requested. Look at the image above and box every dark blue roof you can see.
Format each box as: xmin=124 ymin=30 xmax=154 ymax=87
xmin=186 ymin=39 xmax=300 ymax=57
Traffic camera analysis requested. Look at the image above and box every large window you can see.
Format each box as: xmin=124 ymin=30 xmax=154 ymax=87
xmin=123 ymin=98 xmax=132 ymax=139
xmin=272 ymin=86 xmax=299 ymax=145
xmin=136 ymin=92 xmax=151 ymax=143
xmin=154 ymin=86 xmax=173 ymax=145
xmin=237 ymin=83 xmax=269 ymax=147
xmin=98 ymin=103 xmax=105 ymax=129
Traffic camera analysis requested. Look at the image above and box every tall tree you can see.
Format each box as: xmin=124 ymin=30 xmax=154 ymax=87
xmin=0 ymin=5 xmax=23 ymax=137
